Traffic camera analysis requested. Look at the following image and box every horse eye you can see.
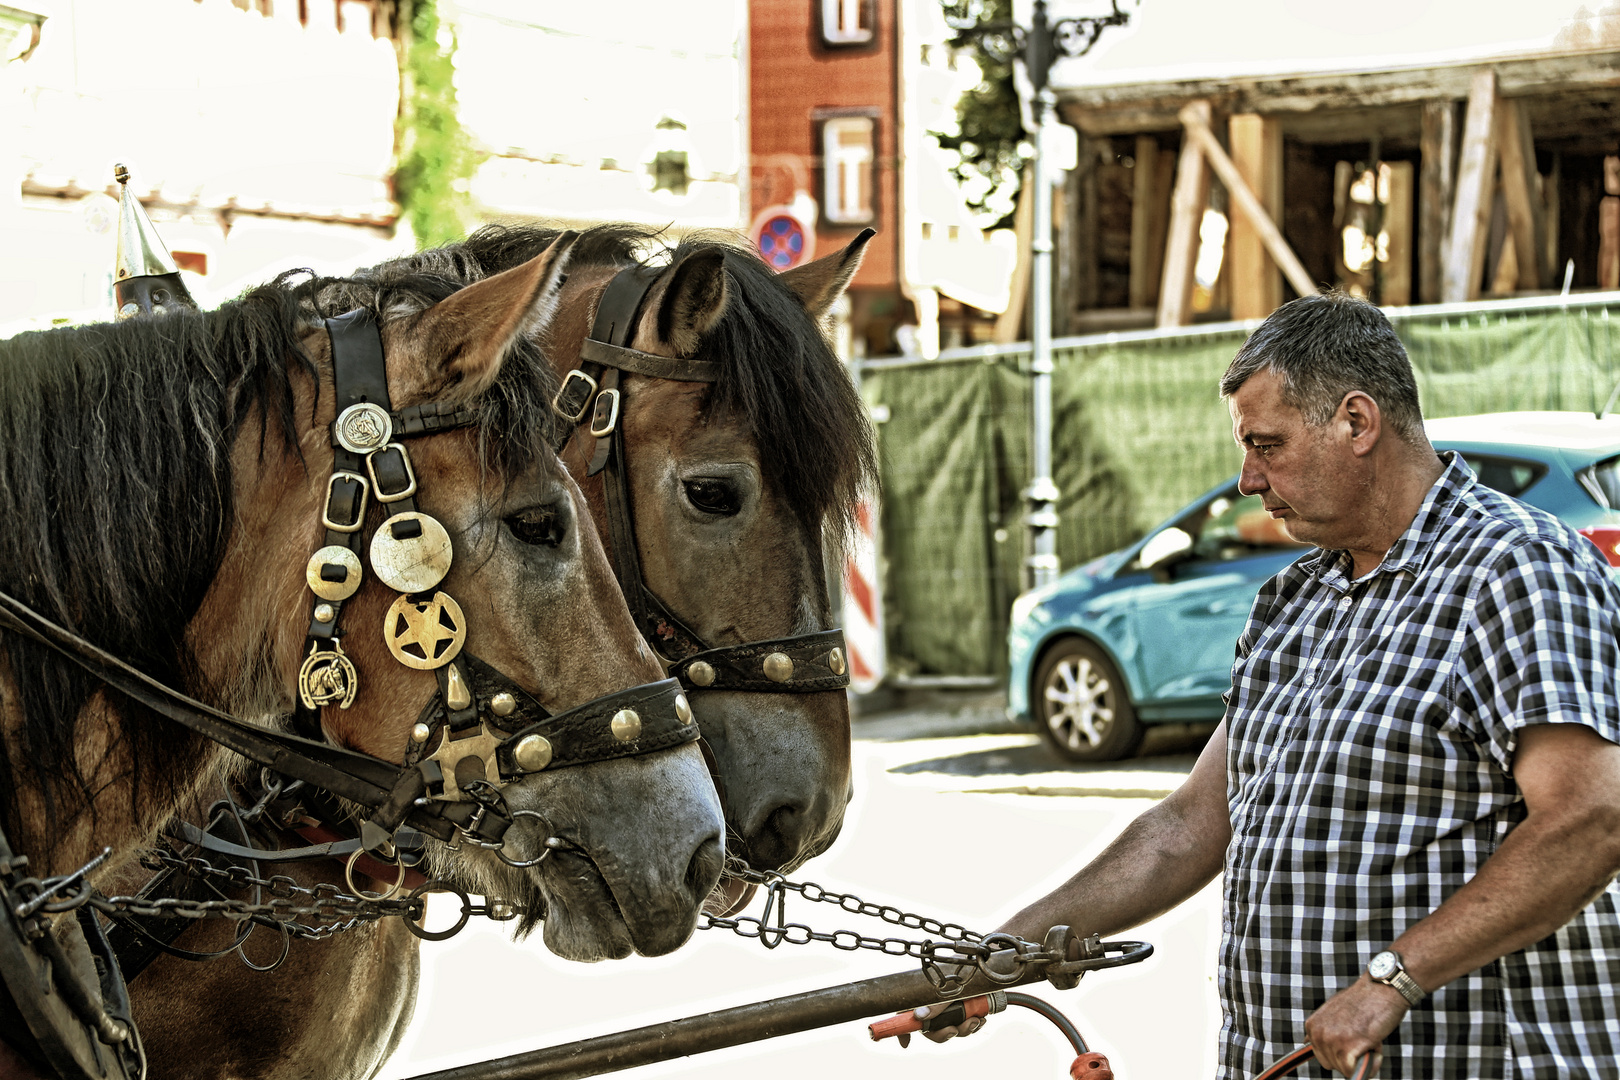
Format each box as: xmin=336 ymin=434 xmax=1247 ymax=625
xmin=683 ymin=478 xmax=741 ymax=516
xmin=506 ymin=505 xmax=566 ymax=547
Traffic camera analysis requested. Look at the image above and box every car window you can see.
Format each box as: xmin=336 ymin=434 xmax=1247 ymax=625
xmin=1189 ymin=492 xmax=1310 ymax=561
xmin=1455 ymin=453 xmax=1546 ymax=498
xmin=1577 ymin=454 xmax=1620 ymax=509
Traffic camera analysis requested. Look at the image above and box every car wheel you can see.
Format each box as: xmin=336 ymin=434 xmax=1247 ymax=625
xmin=1033 ymin=638 xmax=1142 ymax=763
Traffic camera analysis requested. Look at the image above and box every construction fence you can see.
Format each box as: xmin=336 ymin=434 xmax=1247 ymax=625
xmin=856 ymin=293 xmax=1620 ymax=683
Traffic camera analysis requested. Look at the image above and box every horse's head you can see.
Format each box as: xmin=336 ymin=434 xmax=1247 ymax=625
xmin=501 ymin=226 xmax=879 ymax=879
xmin=187 ymin=240 xmax=724 ymax=960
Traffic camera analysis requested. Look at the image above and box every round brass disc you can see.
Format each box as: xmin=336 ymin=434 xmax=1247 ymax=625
xmin=827 ymin=647 xmax=847 ymax=677
xmin=762 ymin=652 xmax=795 ymax=683
xmin=610 ymin=709 xmax=642 ymax=742
xmin=383 ymin=591 xmax=467 ymax=670
xmin=370 ymin=512 xmax=454 ymax=595
xmin=307 ymin=545 xmax=363 ymax=602
xmin=687 ymin=660 xmax=716 ymax=687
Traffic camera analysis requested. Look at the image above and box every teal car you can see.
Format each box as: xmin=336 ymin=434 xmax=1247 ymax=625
xmin=1008 ymin=412 xmax=1620 ymax=762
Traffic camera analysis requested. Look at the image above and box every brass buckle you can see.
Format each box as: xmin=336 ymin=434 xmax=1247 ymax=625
xmin=589 ymin=387 xmax=621 ymax=438
xmin=321 ymin=471 xmax=370 ymax=533
xmin=552 ymin=368 xmax=598 ymax=424
xmin=366 ymin=443 xmax=418 ymax=503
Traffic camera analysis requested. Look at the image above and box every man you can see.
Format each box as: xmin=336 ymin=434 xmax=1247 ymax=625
xmin=960 ymin=293 xmax=1620 ymax=1077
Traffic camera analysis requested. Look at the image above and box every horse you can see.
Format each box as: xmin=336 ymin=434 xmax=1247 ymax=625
xmin=115 ymin=224 xmax=878 ymax=1080
xmin=0 ymin=237 xmax=725 ymax=1080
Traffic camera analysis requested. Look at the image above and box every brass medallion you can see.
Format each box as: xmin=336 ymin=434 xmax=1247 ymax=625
xmin=335 ymin=402 xmax=393 ymax=454
xmin=299 ymin=643 xmax=358 ymax=710
xmin=307 ymin=545 xmax=362 ymax=602
xmin=383 ymin=591 xmax=467 ymax=670
xmin=370 ymin=511 xmax=454 ymax=595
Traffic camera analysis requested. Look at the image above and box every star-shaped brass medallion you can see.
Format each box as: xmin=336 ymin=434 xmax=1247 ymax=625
xmin=384 ymin=591 xmax=467 ymax=670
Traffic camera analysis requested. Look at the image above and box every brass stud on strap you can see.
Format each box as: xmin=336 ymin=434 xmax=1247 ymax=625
xmin=514 ymin=734 xmax=553 ymax=772
xmin=610 ymin=708 xmax=642 ymax=742
xmin=411 ymin=723 xmax=432 ymax=744
xmin=489 ymin=692 xmax=517 ymax=718
xmin=763 ymin=652 xmax=794 ymax=683
xmin=313 ymin=602 xmax=336 ymax=624
xmin=674 ymin=693 xmax=693 ymax=725
xmin=827 ymin=647 xmax=847 ymax=676
xmin=687 ymin=660 xmax=717 ymax=687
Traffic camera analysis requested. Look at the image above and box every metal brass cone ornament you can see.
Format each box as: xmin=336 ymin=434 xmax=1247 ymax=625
xmin=762 ymin=652 xmax=794 ymax=683
xmin=112 ymin=164 xmax=196 ymax=317
xmin=383 ymin=591 xmax=467 ymax=670
xmin=489 ymin=692 xmax=517 ymax=717
xmin=674 ymin=693 xmax=693 ymax=724
xmin=371 ymin=512 xmax=454 ymax=595
xmin=299 ymin=643 xmax=358 ymax=710
xmin=444 ymin=663 xmax=473 ymax=711
xmin=610 ymin=709 xmax=642 ymax=742
xmin=687 ymin=660 xmax=716 ymax=687
xmin=827 ymin=647 xmax=847 ymax=676
xmin=514 ymin=734 xmax=552 ymax=772
xmin=307 ymin=545 xmax=362 ymax=602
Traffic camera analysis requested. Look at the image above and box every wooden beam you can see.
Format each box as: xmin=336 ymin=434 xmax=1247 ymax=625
xmin=1178 ymin=102 xmax=1318 ymax=299
xmin=1418 ymin=101 xmax=1455 ymax=304
xmin=1129 ymin=134 xmax=1160 ymax=309
xmin=1442 ymin=69 xmax=1500 ymax=303
xmin=1228 ymin=114 xmax=1284 ymax=318
xmin=1382 ymin=162 xmax=1415 ymax=305
xmin=1157 ymin=101 xmax=1212 ymax=328
xmin=1495 ymin=98 xmax=1545 ymax=290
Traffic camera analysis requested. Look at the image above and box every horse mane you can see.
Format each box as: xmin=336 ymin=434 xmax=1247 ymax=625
xmin=0 ymin=266 xmax=559 ymax=846
xmin=384 ymin=222 xmax=878 ymax=539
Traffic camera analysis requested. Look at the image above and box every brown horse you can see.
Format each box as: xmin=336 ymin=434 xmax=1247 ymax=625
xmin=113 ymin=226 xmax=877 ymax=1080
xmin=0 ymin=238 xmax=723 ymax=1079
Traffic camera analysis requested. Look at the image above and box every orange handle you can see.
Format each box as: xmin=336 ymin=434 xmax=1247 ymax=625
xmin=867 ymin=996 xmax=995 ymax=1041
xmin=1071 ymin=1052 xmax=1114 ymax=1079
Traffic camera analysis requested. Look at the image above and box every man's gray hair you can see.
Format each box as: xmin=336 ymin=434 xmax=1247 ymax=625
xmin=1220 ymin=291 xmax=1425 ymax=442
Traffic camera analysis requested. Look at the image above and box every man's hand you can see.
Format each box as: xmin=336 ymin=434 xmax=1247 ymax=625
xmin=891 ymin=1003 xmax=988 ymax=1047
xmin=1304 ymin=976 xmax=1403 ymax=1077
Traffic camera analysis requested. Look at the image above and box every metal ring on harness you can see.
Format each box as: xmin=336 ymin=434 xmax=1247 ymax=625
xmin=492 ymin=810 xmax=556 ymax=869
xmin=344 ymin=847 xmax=406 ymax=901
xmin=403 ymin=880 xmax=473 ymax=942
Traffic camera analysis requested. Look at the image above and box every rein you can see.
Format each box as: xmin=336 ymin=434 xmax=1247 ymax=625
xmin=551 ymin=262 xmax=853 ymax=695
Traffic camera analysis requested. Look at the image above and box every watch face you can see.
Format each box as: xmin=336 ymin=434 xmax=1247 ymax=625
xmin=1368 ymin=952 xmax=1398 ymax=980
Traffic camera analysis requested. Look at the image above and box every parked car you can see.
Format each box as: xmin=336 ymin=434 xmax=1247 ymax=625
xmin=1008 ymin=412 xmax=1620 ymax=762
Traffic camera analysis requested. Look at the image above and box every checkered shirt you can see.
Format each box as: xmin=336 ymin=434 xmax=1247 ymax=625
xmin=1219 ymin=453 xmax=1620 ymax=1079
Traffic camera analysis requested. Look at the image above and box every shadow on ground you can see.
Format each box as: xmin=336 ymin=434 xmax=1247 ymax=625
xmin=891 ymin=722 xmax=1215 ymax=779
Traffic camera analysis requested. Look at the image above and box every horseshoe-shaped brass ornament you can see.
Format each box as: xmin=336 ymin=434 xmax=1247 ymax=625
xmin=370 ymin=511 xmax=454 ymax=595
xmin=384 ymin=591 xmax=467 ymax=670
xmin=299 ymin=643 xmax=358 ymax=709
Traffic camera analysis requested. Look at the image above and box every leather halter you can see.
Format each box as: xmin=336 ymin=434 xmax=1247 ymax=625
xmin=551 ymin=262 xmax=853 ymax=695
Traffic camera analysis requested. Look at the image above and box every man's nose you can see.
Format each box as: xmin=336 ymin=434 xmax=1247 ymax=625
xmin=1237 ymin=460 xmax=1266 ymax=497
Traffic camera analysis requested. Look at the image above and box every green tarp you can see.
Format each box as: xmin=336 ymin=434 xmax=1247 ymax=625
xmin=862 ymin=300 xmax=1620 ymax=679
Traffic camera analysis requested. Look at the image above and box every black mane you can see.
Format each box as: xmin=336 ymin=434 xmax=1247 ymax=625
xmin=0 ymin=265 xmax=559 ymax=844
xmin=377 ymin=222 xmax=878 ymax=537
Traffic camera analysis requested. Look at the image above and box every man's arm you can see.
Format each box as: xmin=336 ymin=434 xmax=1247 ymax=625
xmin=1305 ymin=723 xmax=1620 ymax=1076
xmin=998 ymin=720 xmax=1232 ymax=943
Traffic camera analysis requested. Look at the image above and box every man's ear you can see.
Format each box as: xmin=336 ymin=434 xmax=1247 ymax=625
xmin=391 ymin=230 xmax=579 ymax=404
xmin=1343 ymin=391 xmax=1381 ymax=455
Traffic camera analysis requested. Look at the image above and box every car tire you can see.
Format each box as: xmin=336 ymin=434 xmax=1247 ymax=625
xmin=1032 ymin=638 xmax=1142 ymax=763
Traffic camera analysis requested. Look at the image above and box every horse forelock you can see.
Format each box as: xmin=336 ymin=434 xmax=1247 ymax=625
xmin=430 ymin=222 xmax=878 ymax=543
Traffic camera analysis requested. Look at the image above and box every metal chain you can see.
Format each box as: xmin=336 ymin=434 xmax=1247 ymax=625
xmin=698 ymin=862 xmax=1046 ymax=994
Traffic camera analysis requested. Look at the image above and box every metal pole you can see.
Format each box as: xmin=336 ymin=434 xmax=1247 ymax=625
xmin=400 ymin=953 xmax=1048 ymax=1080
xmin=1023 ymin=5 xmax=1060 ymax=591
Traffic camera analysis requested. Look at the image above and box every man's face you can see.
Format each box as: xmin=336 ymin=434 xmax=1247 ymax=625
xmin=1228 ymin=370 xmax=1362 ymax=550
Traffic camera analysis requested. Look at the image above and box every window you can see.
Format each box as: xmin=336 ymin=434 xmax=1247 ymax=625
xmin=822 ymin=116 xmax=875 ymax=225
xmin=1459 ymin=453 xmax=1546 ymax=499
xmin=820 ymin=0 xmax=873 ymax=45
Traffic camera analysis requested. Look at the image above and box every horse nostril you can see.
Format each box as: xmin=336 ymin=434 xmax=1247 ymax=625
xmin=686 ymin=835 xmax=724 ymax=898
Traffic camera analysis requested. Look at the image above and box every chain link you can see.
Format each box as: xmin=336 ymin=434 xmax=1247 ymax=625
xmin=698 ymin=863 xmax=1046 ymax=994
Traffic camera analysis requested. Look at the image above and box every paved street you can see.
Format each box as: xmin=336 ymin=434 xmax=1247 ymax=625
xmin=380 ymin=698 xmax=1225 ymax=1080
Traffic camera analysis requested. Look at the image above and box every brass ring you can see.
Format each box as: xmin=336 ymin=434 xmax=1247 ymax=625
xmin=344 ymin=848 xmax=406 ymax=901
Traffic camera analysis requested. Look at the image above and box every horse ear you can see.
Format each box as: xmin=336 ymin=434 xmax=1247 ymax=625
xmin=405 ymin=230 xmax=578 ymax=401
xmin=655 ymin=249 xmax=730 ymax=357
xmin=778 ymin=228 xmax=873 ymax=320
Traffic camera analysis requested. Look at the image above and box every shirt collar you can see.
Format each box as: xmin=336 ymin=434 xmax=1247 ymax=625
xmin=1307 ymin=451 xmax=1476 ymax=590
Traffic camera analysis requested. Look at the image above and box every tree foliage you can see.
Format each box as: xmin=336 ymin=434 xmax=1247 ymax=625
xmin=393 ymin=0 xmax=479 ymax=249
xmin=937 ymin=0 xmax=1030 ymax=230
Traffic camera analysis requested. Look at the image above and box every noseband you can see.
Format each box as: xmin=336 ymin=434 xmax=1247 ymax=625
xmin=551 ymin=263 xmax=853 ymax=696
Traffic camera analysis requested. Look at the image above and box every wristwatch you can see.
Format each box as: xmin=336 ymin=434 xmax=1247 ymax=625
xmin=1367 ymin=950 xmax=1426 ymax=1005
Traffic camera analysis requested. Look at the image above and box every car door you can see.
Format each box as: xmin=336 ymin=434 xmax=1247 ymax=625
xmin=1120 ymin=486 xmax=1311 ymax=709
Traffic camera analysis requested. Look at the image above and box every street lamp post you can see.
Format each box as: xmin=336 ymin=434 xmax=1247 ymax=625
xmin=951 ymin=0 xmax=1131 ymax=591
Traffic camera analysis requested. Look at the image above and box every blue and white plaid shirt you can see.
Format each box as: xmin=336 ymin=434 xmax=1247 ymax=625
xmin=1219 ymin=453 xmax=1620 ymax=1079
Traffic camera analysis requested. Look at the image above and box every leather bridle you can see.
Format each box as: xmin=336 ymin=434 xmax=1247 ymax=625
xmin=551 ymin=262 xmax=853 ymax=697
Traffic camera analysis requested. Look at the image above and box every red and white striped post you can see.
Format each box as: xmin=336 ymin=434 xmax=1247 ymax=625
xmin=841 ymin=497 xmax=884 ymax=694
